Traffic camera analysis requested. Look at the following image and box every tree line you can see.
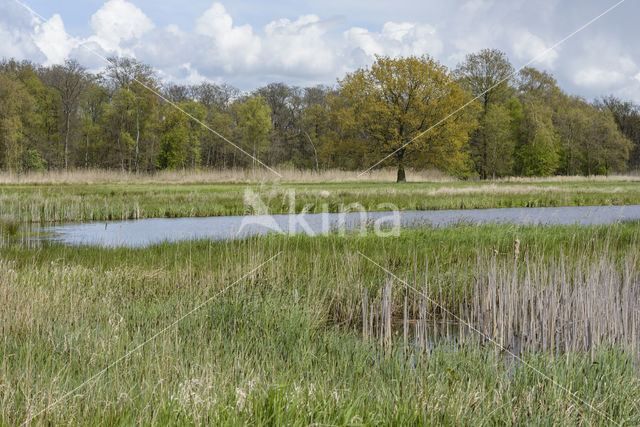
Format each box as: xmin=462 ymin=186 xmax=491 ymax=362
xmin=1 ymin=49 xmax=639 ymax=180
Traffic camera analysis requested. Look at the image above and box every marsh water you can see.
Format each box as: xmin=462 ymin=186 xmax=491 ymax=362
xmin=39 ymin=204 xmax=640 ymax=248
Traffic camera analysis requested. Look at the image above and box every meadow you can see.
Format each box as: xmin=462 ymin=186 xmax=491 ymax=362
xmin=2 ymin=173 xmax=640 ymax=425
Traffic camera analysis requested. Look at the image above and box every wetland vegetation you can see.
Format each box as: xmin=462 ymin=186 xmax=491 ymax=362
xmin=2 ymin=209 xmax=640 ymax=424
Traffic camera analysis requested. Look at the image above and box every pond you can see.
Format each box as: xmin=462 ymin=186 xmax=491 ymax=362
xmin=39 ymin=204 xmax=640 ymax=248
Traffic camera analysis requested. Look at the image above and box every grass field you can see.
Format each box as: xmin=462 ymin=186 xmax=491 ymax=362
xmin=2 ymin=174 xmax=640 ymax=425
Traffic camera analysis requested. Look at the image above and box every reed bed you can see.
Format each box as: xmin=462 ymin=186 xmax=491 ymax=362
xmin=362 ymin=249 xmax=640 ymax=360
xmin=470 ymin=253 xmax=640 ymax=357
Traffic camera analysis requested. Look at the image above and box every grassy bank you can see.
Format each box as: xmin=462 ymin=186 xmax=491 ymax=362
xmin=2 ymin=176 xmax=640 ymax=224
xmin=2 ymin=223 xmax=640 ymax=424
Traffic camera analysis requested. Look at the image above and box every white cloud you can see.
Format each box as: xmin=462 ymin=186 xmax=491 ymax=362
xmin=142 ymin=4 xmax=443 ymax=85
xmin=194 ymin=3 xmax=261 ymax=71
xmin=0 ymin=3 xmax=44 ymax=62
xmin=573 ymin=56 xmax=637 ymax=88
xmin=574 ymin=68 xmax=625 ymax=87
xmin=180 ymin=63 xmax=209 ymax=85
xmin=344 ymin=21 xmax=443 ymax=60
xmin=33 ymin=14 xmax=75 ymax=65
xmin=88 ymin=0 xmax=154 ymax=55
xmin=263 ymin=15 xmax=336 ymax=74
xmin=512 ymin=30 xmax=558 ymax=69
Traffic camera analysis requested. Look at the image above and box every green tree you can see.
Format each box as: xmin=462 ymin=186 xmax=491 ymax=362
xmin=337 ymin=55 xmax=477 ymax=182
xmin=157 ymin=102 xmax=206 ymax=169
xmin=236 ymin=96 xmax=273 ymax=168
xmin=201 ymin=110 xmax=235 ymax=167
xmin=454 ymin=49 xmax=514 ymax=178
xmin=598 ymin=96 xmax=640 ymax=169
xmin=517 ymin=67 xmax=563 ymax=104
xmin=299 ymin=86 xmax=333 ymax=171
xmin=581 ymin=108 xmax=631 ymax=175
xmin=193 ymin=82 xmax=239 ymax=168
xmin=512 ymin=67 xmax=567 ymax=176
xmin=157 ymin=106 xmax=188 ymax=169
xmin=103 ymin=88 xmax=136 ymax=170
xmin=0 ymin=73 xmax=34 ymax=171
xmin=182 ymin=101 xmax=206 ymax=168
xmin=516 ymin=101 xmax=559 ymax=176
xmin=2 ymin=60 xmax=60 ymax=168
xmin=323 ymin=91 xmax=367 ymax=170
xmin=481 ymin=103 xmax=515 ymax=178
xmin=454 ymin=49 xmax=514 ymax=109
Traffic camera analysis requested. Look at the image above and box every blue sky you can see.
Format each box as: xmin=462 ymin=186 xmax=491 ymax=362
xmin=2 ymin=0 xmax=639 ymax=102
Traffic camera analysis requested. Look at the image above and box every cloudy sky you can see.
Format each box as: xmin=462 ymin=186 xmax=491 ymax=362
xmin=1 ymin=0 xmax=639 ymax=102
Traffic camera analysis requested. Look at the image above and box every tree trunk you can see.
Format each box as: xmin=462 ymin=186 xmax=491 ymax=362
xmin=118 ymin=134 xmax=124 ymax=172
xmin=397 ymin=164 xmax=406 ymax=182
xmin=85 ymin=132 xmax=89 ymax=168
xmin=64 ymin=114 xmax=70 ymax=170
xmin=135 ymin=109 xmax=140 ymax=173
xmin=252 ymin=141 xmax=257 ymax=170
xmin=396 ymin=149 xmax=406 ymax=182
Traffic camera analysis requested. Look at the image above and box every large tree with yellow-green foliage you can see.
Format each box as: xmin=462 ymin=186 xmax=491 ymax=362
xmin=335 ymin=55 xmax=478 ymax=181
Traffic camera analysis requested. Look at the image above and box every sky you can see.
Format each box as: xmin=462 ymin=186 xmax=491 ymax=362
xmin=1 ymin=0 xmax=639 ymax=102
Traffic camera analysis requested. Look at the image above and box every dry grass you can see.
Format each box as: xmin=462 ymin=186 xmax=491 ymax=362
xmin=498 ymin=174 xmax=640 ymax=183
xmin=0 ymin=168 xmax=452 ymax=185
xmin=420 ymin=183 xmax=635 ymax=196
xmin=2 ymin=168 xmax=638 ymax=185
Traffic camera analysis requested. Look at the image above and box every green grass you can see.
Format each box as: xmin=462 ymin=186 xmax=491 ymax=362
xmin=2 ymin=224 xmax=640 ymax=425
xmin=2 ymin=179 xmax=640 ymax=223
